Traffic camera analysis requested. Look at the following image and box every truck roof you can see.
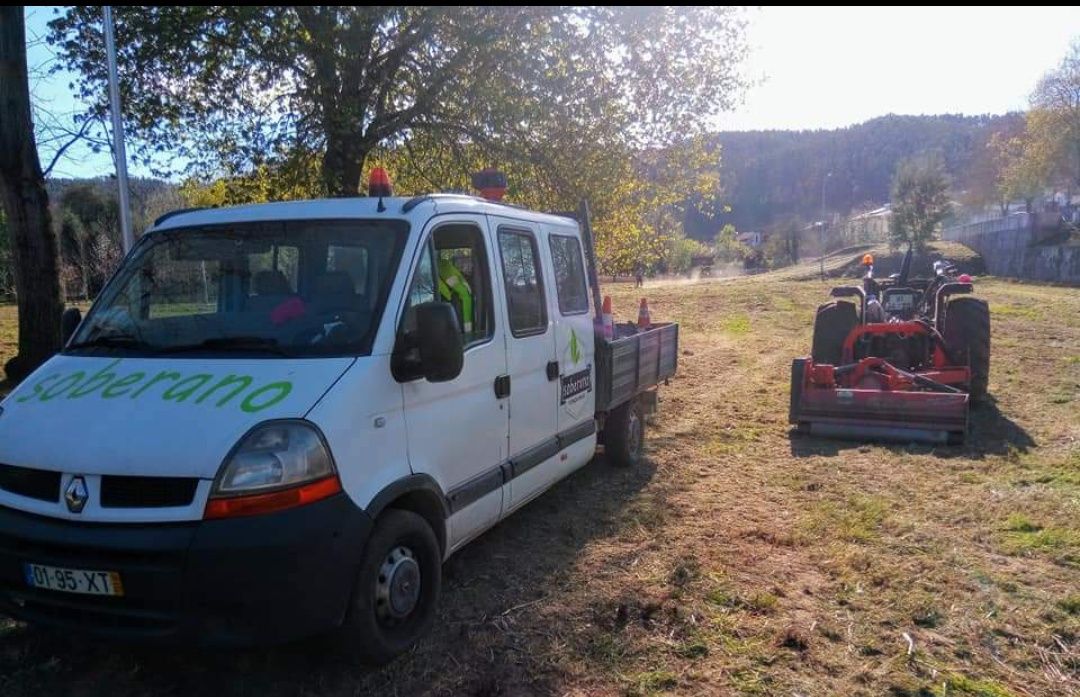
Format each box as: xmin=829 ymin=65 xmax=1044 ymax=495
xmin=150 ymin=194 xmax=580 ymax=233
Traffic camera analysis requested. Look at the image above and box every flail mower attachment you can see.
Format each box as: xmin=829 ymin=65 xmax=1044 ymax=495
xmin=790 ymin=356 xmax=969 ymax=444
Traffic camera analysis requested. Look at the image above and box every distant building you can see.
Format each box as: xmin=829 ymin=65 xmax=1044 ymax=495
xmin=736 ymin=231 xmax=765 ymax=248
xmin=842 ymin=205 xmax=891 ymax=244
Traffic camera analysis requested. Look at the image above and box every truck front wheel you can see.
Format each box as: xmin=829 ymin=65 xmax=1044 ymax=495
xmin=342 ymin=509 xmax=441 ymax=664
xmin=605 ymin=398 xmax=645 ymax=467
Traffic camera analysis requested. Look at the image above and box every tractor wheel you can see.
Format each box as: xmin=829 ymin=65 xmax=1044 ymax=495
xmin=811 ymin=301 xmax=858 ymax=366
xmin=942 ymin=297 xmax=990 ymax=403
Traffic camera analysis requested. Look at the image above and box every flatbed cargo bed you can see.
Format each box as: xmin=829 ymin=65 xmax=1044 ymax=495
xmin=595 ymin=322 xmax=679 ymax=412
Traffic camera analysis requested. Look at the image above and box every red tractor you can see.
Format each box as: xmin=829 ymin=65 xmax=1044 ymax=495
xmin=790 ymin=249 xmax=990 ymax=444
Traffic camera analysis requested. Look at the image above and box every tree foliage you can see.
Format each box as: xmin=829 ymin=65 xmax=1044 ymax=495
xmin=52 ymin=6 xmax=747 ymax=273
xmin=713 ymin=223 xmax=749 ymax=263
xmin=764 ymin=215 xmax=803 ymax=268
xmin=989 ymin=130 xmax=1050 ymax=213
xmin=1029 ymin=39 xmax=1080 ymax=190
xmin=50 ymin=7 xmax=747 ymax=191
xmin=889 ymin=153 xmax=951 ymax=250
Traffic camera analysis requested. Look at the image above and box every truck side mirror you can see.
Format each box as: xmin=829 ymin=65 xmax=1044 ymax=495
xmin=415 ymin=302 xmax=464 ymax=382
xmin=61 ymin=307 xmax=83 ymax=345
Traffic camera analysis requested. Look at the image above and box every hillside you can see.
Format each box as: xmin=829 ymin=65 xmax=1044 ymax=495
xmin=686 ymin=113 xmax=1023 ymax=239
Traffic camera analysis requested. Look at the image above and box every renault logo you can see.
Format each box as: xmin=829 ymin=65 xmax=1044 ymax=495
xmin=64 ymin=476 xmax=89 ymax=514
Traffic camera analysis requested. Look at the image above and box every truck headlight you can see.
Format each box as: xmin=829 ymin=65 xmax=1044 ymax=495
xmin=205 ymin=421 xmax=341 ymax=519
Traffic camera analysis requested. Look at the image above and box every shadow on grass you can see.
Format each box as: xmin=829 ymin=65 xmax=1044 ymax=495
xmin=787 ymin=396 xmax=1035 ymax=459
xmin=0 ymin=452 xmax=660 ymax=697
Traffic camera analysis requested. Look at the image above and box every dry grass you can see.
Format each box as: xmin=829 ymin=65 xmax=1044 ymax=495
xmin=1 ymin=250 xmax=1078 ymax=696
xmin=0 ymin=303 xmax=15 ymax=394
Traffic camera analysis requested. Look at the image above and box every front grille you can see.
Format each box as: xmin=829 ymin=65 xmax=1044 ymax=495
xmin=100 ymin=476 xmax=199 ymax=509
xmin=0 ymin=464 xmax=60 ymax=502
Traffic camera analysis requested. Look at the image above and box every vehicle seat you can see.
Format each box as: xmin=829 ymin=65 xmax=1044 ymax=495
xmin=246 ymin=270 xmax=294 ymax=313
xmin=311 ymin=271 xmax=357 ymax=313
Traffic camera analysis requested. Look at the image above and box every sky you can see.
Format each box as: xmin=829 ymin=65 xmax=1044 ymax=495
xmin=24 ymin=6 xmax=1080 ymax=180
xmin=717 ymin=6 xmax=1080 ymax=131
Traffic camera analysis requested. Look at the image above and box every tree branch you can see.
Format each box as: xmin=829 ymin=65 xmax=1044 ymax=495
xmin=42 ymin=117 xmax=95 ymax=177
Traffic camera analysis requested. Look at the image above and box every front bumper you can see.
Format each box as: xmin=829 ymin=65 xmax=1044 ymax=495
xmin=0 ymin=493 xmax=373 ymax=646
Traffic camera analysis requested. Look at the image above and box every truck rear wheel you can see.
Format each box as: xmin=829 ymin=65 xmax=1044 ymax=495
xmin=811 ymin=301 xmax=858 ymax=366
xmin=342 ymin=509 xmax=441 ymax=665
xmin=606 ymin=398 xmax=644 ymax=467
xmin=943 ymin=296 xmax=990 ymax=403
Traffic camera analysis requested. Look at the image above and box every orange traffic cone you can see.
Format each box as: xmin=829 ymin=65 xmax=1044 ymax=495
xmin=637 ymin=297 xmax=651 ymax=330
xmin=601 ymin=295 xmax=615 ymax=340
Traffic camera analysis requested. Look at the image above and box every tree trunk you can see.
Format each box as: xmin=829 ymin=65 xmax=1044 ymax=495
xmin=322 ymin=137 xmax=368 ymax=198
xmin=0 ymin=7 xmax=63 ymax=382
xmin=79 ymin=236 xmax=89 ymax=300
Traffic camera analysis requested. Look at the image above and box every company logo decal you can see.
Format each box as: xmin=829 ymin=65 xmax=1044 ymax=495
xmin=560 ymin=366 xmax=592 ymax=405
xmin=568 ymin=328 xmax=583 ymax=366
xmin=13 ymin=359 xmax=294 ymax=414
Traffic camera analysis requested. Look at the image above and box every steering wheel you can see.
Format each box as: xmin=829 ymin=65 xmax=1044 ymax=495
xmin=293 ymin=310 xmax=362 ymax=346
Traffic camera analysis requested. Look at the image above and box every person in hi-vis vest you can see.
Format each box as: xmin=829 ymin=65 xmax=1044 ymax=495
xmin=438 ymin=256 xmax=473 ymax=334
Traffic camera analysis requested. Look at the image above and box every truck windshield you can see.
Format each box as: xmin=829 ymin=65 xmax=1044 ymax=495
xmin=68 ymin=219 xmax=409 ymax=358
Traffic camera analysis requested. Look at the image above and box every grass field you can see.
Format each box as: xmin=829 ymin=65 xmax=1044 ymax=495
xmin=1 ymin=247 xmax=1078 ymax=696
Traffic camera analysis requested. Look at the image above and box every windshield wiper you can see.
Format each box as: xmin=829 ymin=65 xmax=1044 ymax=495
xmin=156 ymin=336 xmax=291 ymax=356
xmin=67 ymin=333 xmax=151 ymax=351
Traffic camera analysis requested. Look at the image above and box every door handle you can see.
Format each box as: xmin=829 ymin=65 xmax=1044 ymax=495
xmin=494 ymin=374 xmax=511 ymax=399
xmin=546 ymin=360 xmax=559 ymax=381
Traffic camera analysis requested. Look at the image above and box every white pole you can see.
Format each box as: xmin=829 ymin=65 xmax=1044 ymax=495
xmin=103 ymin=6 xmax=134 ymax=253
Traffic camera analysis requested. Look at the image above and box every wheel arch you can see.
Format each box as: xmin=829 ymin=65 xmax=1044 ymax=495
xmin=365 ymin=474 xmax=449 ymax=556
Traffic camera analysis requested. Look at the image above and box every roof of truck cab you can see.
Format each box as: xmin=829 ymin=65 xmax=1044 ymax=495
xmin=149 ymin=195 xmax=580 ymax=233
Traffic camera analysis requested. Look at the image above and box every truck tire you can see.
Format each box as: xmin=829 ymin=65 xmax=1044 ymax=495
xmin=606 ymin=398 xmax=644 ymax=467
xmin=942 ymin=296 xmax=990 ymax=403
xmin=342 ymin=509 xmax=441 ymax=665
xmin=811 ymin=301 xmax=858 ymax=366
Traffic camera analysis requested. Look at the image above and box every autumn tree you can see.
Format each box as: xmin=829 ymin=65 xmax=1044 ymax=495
xmin=889 ymin=153 xmax=951 ymax=250
xmin=714 ymin=224 xmax=749 ymax=263
xmin=765 ymin=215 xmax=803 ymax=267
xmin=1030 ymin=38 xmax=1080 ymax=190
xmin=989 ymin=130 xmax=1051 ymax=213
xmin=0 ymin=6 xmax=64 ymax=382
xmin=56 ymin=183 xmax=122 ymax=300
xmin=51 ymin=7 xmax=747 ymax=194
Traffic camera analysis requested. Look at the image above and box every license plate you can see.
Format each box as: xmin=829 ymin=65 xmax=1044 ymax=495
xmin=24 ymin=563 xmax=124 ymax=596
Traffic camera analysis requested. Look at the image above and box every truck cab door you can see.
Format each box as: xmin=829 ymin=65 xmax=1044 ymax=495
xmin=489 ymin=217 xmax=560 ymax=511
xmin=396 ymin=215 xmax=508 ymax=553
xmin=543 ymin=227 xmax=597 ymax=440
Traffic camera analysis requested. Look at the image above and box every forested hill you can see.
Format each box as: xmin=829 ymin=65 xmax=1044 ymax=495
xmin=686 ymin=113 xmax=1022 ymax=238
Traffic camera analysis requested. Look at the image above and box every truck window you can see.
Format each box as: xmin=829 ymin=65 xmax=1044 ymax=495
xmin=497 ymin=229 xmax=548 ymax=337
xmin=548 ymin=234 xmax=589 ymax=315
xmin=68 ymin=219 xmax=408 ymax=358
xmin=402 ymin=223 xmax=494 ymax=346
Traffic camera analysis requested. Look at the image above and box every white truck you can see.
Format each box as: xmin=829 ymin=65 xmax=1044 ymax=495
xmin=0 ymin=180 xmax=677 ymax=662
